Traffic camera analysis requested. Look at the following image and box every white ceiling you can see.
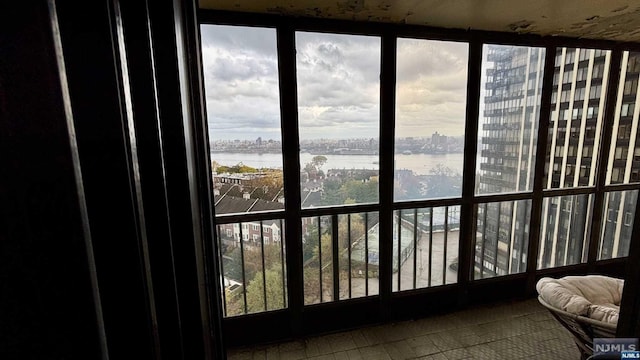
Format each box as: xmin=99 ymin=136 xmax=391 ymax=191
xmin=199 ymin=0 xmax=640 ymax=43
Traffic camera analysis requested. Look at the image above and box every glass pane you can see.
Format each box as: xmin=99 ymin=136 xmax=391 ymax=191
xmin=473 ymin=200 xmax=531 ymax=279
xmin=201 ymin=25 xmax=285 ymax=215
xmin=217 ymin=219 xmax=287 ymax=317
xmin=392 ymin=206 xmax=460 ymax=291
xmin=296 ymin=32 xmax=380 ymax=208
xmin=599 ymin=190 xmax=638 ymax=259
xmin=546 ymin=48 xmax=611 ymax=189
xmin=302 ymin=212 xmax=380 ymax=305
xmin=607 ymin=51 xmax=640 ymax=185
xmin=476 ymin=45 xmax=545 ymax=195
xmin=394 ymin=39 xmax=468 ymax=201
xmin=538 ymin=194 xmax=593 ymax=269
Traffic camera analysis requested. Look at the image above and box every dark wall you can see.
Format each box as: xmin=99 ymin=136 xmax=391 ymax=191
xmin=0 ymin=0 xmax=225 ymax=359
xmin=4 ymin=1 xmax=640 ymax=358
xmin=0 ymin=2 xmax=103 ymax=358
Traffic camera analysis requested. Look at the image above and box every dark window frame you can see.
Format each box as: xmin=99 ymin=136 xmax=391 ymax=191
xmin=197 ymin=9 xmax=640 ymax=347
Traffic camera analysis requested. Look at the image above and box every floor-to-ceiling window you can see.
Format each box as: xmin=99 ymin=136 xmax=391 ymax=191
xmin=199 ymin=15 xmax=639 ymax=346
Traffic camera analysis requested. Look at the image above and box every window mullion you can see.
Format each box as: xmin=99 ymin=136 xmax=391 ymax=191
xmin=525 ymin=45 xmax=556 ymax=291
xmin=588 ymin=48 xmax=624 ymax=268
xmin=456 ymin=39 xmax=482 ymax=295
xmin=276 ymin=24 xmax=304 ymax=323
xmin=378 ymin=33 xmax=397 ymax=315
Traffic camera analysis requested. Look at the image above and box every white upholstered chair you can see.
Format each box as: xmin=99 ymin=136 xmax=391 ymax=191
xmin=536 ymin=275 xmax=623 ymax=359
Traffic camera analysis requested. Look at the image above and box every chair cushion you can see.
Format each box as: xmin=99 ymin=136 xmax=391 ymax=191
xmin=536 ymin=275 xmax=623 ymax=324
xmin=536 ymin=277 xmax=591 ymax=315
xmin=588 ymin=303 xmax=619 ymax=324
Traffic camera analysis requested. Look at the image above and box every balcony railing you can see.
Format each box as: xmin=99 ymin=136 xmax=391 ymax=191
xmin=216 ymin=218 xmax=287 ymax=317
xmin=393 ymin=206 xmax=460 ymax=291
xmin=302 ymin=212 xmax=380 ymax=304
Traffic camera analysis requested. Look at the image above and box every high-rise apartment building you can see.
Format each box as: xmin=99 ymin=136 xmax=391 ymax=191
xmin=477 ymin=46 xmax=640 ymax=277
xmin=600 ymin=51 xmax=640 ymax=260
xmin=476 ymin=45 xmax=544 ymax=277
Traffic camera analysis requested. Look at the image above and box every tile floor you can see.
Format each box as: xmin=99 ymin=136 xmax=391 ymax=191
xmin=227 ymin=298 xmax=581 ymax=360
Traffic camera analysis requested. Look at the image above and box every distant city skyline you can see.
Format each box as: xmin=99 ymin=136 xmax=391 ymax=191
xmin=209 ymin=134 xmax=464 ymax=142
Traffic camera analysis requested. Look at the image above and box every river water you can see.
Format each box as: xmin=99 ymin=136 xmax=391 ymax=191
xmin=210 ymin=152 xmax=465 ymax=175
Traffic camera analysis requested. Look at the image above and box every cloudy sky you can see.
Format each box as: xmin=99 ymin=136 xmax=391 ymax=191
xmin=201 ymin=25 xmax=468 ymax=141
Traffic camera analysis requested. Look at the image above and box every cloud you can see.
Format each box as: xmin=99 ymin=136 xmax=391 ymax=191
xmin=296 ymin=32 xmax=381 ymax=138
xmin=395 ymin=39 xmax=469 ymax=137
xmin=202 ymin=25 xmax=282 ymax=140
xmin=201 ymin=25 xmax=470 ymax=140
xmin=396 ymin=39 xmax=468 ymax=82
xmin=201 ymin=25 xmax=278 ymax=58
xmin=205 ymin=52 xmax=277 ymax=82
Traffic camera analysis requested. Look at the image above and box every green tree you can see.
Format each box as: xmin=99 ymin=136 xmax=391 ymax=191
xmin=313 ymin=233 xmax=333 ymax=262
xmin=339 ymin=178 xmax=378 ymax=204
xmin=302 ymin=224 xmax=319 ymax=262
xmin=222 ymin=246 xmax=243 ymax=282
xmin=242 ymin=243 xmax=284 ymax=281
xmin=426 ymin=163 xmax=461 ymax=198
xmin=321 ymin=178 xmax=344 ymax=205
xmin=303 ymin=155 xmax=328 ymax=182
xmin=302 ymin=232 xmax=336 ymax=304
xmin=337 ymin=213 xmax=365 ymax=251
xmin=393 ymin=172 xmax=422 ymax=201
xmin=430 ymin=163 xmax=457 ymax=177
xmin=303 ymin=162 xmax=318 ymax=180
xmin=311 ymin=155 xmax=327 ymax=169
xmin=246 ymin=266 xmax=287 ymax=313
xmin=303 ymin=267 xmax=321 ymax=304
xmin=300 ymin=214 xmax=368 ymax=303
xmin=211 ymin=160 xmax=221 ymax=172
xmin=217 ymin=162 xmax=258 ymax=174
xmin=224 ymin=242 xmax=286 ymax=315
xmin=224 ymin=287 xmax=244 ymax=316
xmin=248 ymin=171 xmax=283 ymax=189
